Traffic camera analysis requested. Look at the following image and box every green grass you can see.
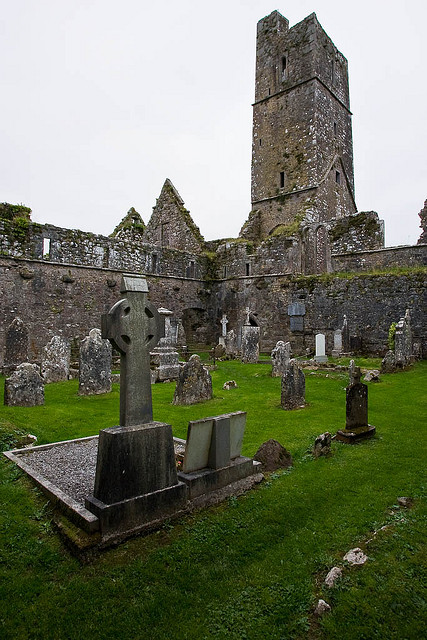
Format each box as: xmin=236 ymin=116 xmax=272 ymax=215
xmin=0 ymin=360 xmax=426 ymax=639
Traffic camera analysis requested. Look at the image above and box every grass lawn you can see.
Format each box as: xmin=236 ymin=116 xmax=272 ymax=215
xmin=0 ymin=359 xmax=426 ymax=639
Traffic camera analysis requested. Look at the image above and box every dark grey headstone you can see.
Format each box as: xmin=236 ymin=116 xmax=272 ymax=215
xmin=313 ymin=432 xmax=332 ymax=458
xmin=281 ymin=359 xmax=305 ymax=410
xmin=346 ymin=383 xmax=368 ymax=429
xmin=253 ymin=439 xmax=293 ymax=471
xmin=173 ymin=355 xmax=213 ymax=405
xmin=4 ymin=363 xmax=44 ymax=406
xmin=78 ymin=328 xmax=112 ymax=395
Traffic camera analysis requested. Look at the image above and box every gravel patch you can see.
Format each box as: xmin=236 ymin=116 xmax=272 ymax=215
xmin=17 ymin=438 xmax=186 ymax=508
xmin=20 ymin=439 xmax=98 ymax=507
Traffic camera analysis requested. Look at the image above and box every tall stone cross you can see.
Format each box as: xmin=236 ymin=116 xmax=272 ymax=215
xmin=101 ymin=274 xmax=161 ymax=426
xmin=220 ymin=313 xmax=228 ymax=337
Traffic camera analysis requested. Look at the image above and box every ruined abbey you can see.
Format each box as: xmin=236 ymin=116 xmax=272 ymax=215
xmin=1 ymin=10 xmax=426 ymax=364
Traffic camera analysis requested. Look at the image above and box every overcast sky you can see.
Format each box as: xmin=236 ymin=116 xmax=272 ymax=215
xmin=1 ymin=0 xmax=426 ymax=247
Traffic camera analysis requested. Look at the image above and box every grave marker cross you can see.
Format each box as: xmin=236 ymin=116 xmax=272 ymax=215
xmin=102 ymin=274 xmax=161 ymax=426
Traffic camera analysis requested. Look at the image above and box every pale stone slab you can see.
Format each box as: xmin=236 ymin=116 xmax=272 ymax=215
xmin=182 ymin=418 xmax=214 ymax=473
xmin=229 ymin=411 xmax=246 ymax=459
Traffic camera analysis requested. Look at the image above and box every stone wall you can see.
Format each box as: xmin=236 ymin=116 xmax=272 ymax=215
xmin=0 ymin=256 xmax=207 ymax=367
xmin=332 ymin=244 xmax=427 ymax=273
xmin=211 ymin=271 xmax=426 ymax=357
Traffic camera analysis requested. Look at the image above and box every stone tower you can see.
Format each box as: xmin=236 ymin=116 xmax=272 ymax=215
xmin=241 ymin=11 xmax=357 ymax=244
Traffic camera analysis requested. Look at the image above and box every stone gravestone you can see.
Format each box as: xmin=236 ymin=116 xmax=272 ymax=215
xmin=219 ymin=313 xmax=228 ymax=346
xmin=41 ymin=335 xmax=71 ymax=383
xmin=314 ymin=333 xmax=327 ymax=363
xmin=178 ymin=411 xmax=257 ymax=499
xmin=336 ymin=360 xmax=376 ymax=443
xmin=225 ymin=329 xmax=237 ymax=357
xmin=173 ymin=355 xmax=213 ymax=405
xmin=4 ymin=363 xmax=44 ymax=406
xmin=332 ymin=329 xmax=343 ymax=358
xmin=150 ymin=307 xmax=180 ymax=382
xmin=381 ymin=349 xmax=396 ymax=373
xmin=78 ymin=328 xmax=112 ymax=396
xmin=281 ymin=359 xmax=306 ymax=410
xmin=342 ymin=315 xmax=350 ymax=353
xmin=271 ymin=340 xmax=291 ymax=377
xmin=4 ymin=317 xmax=29 ymax=371
xmin=395 ymin=309 xmax=413 ymax=367
xmin=241 ymin=308 xmax=260 ymax=363
xmin=85 ymin=274 xmax=187 ymax=537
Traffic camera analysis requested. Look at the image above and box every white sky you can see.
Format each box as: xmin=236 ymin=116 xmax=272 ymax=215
xmin=1 ymin=0 xmax=426 ymax=247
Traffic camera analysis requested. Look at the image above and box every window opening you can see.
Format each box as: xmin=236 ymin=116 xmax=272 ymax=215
xmin=152 ymin=253 xmax=157 ymax=272
xmin=334 ymin=121 xmax=337 ymax=136
xmin=281 ymin=55 xmax=287 ymax=80
xmin=245 ymin=263 xmax=250 ymax=277
xmin=335 ymin=171 xmax=341 ymax=184
xmin=43 ymin=238 xmax=51 ymax=258
xmin=223 ymin=265 xmax=227 ymax=278
xmin=280 ymin=171 xmax=285 ymax=189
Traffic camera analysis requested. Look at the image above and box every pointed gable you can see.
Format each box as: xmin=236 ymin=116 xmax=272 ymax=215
xmin=110 ymin=207 xmax=145 ymax=241
xmin=142 ymin=179 xmax=204 ymax=252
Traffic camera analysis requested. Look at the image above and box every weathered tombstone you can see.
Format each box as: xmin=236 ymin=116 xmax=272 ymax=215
xmin=342 ymin=315 xmax=350 ymax=352
xmin=381 ymin=349 xmax=396 ymax=373
xmin=271 ymin=340 xmax=291 ymax=377
xmin=78 ymin=328 xmax=112 ymax=396
xmin=150 ymin=307 xmax=180 ymax=382
xmin=313 ymin=432 xmax=332 ymax=458
xmin=336 ymin=360 xmax=376 ymax=443
xmin=332 ymin=329 xmax=343 ymax=358
xmin=241 ymin=309 xmax=260 ymax=363
xmin=314 ymin=333 xmax=327 ymax=363
xmin=4 ymin=363 xmax=44 ymax=406
xmin=281 ymin=359 xmax=306 ymax=409
xmin=4 ymin=317 xmax=29 ymax=371
xmin=41 ymin=335 xmax=71 ymax=383
xmin=173 ymin=354 xmax=213 ymax=405
xmin=176 ymin=320 xmax=187 ymax=347
xmin=219 ymin=313 xmax=228 ymax=346
xmin=225 ymin=329 xmax=237 ymax=357
xmin=395 ymin=309 xmax=413 ymax=367
xmin=85 ymin=274 xmax=187 ymax=537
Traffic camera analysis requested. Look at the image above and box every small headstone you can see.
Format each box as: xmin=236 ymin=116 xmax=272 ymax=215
xmin=271 ymin=340 xmax=291 ymax=377
xmin=253 ymin=439 xmax=293 ymax=472
xmin=332 ymin=329 xmax=343 ymax=358
xmin=363 ymin=369 xmax=380 ymax=382
xmin=214 ymin=343 xmax=226 ymax=359
xmin=173 ymin=354 xmax=213 ymax=405
xmin=336 ymin=361 xmax=376 ymax=443
xmin=314 ymin=333 xmax=327 ymax=363
xmin=220 ymin=313 xmax=228 ymax=337
xmin=343 ymin=548 xmax=367 ymax=565
xmin=16 ymin=433 xmax=38 ymax=448
xmin=241 ymin=325 xmax=260 ymax=363
xmin=395 ymin=308 xmax=413 ymax=367
xmin=324 ymin=567 xmax=342 ymax=588
xmin=41 ymin=335 xmax=71 ymax=383
xmin=342 ymin=315 xmax=350 ymax=352
xmin=313 ymin=432 xmax=332 ymax=458
xmin=4 ymin=317 xmax=29 ymax=370
xmin=4 ymin=363 xmax=44 ymax=406
xmin=381 ymin=349 xmax=396 ymax=373
xmin=281 ymin=359 xmax=305 ymax=410
xmin=78 ymin=328 xmax=112 ymax=395
xmin=225 ymin=329 xmax=237 ymax=357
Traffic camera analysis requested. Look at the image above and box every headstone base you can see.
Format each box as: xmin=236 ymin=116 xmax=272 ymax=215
xmin=335 ymin=425 xmax=376 ymax=444
xmin=218 ymin=337 xmax=225 ymax=347
xmin=85 ymin=482 xmax=187 ymax=538
xmin=314 ymin=355 xmax=328 ymax=363
xmin=178 ymin=457 xmax=260 ymax=499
